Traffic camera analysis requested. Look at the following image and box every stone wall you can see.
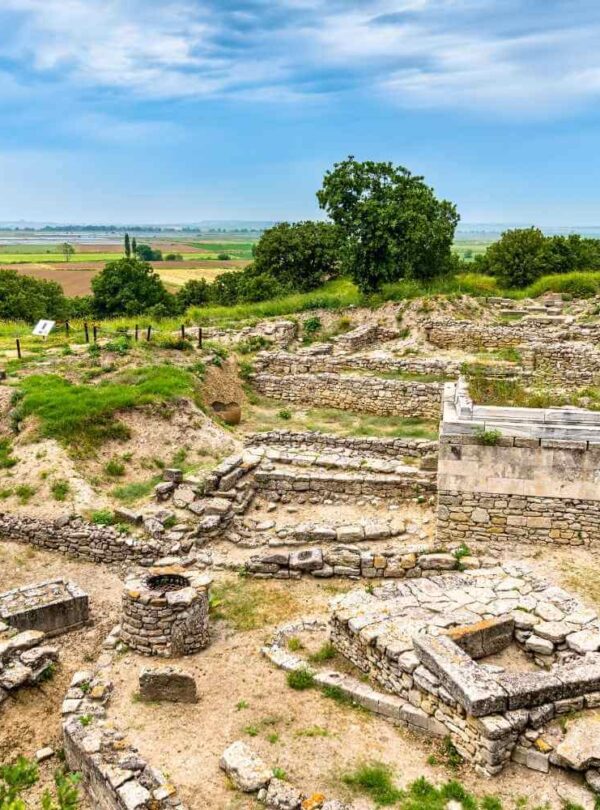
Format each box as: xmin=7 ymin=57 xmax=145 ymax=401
xmin=0 ymin=513 xmax=166 ymax=566
xmin=254 ymin=349 xmax=459 ymax=378
xmin=0 ymin=579 xmax=88 ymax=637
xmin=245 ymin=430 xmax=437 ymax=459
xmin=529 ymin=342 xmax=600 ymax=387
xmin=331 ymin=323 xmax=400 ymax=352
xmin=425 ymin=319 xmax=600 ymax=351
xmin=252 ymin=372 xmax=443 ymax=418
xmin=245 ymin=545 xmax=479 ymax=579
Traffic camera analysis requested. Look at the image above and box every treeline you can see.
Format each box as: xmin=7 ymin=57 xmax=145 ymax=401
xmin=472 ymin=227 xmax=600 ymax=287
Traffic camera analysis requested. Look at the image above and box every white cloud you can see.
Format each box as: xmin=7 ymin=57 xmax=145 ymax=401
xmin=1 ymin=0 xmax=600 ymax=116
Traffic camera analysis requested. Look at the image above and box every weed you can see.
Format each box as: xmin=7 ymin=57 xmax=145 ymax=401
xmin=244 ymin=725 xmax=259 ymax=737
xmin=267 ymin=733 xmax=279 ymax=744
xmin=111 ymin=477 xmax=161 ymax=504
xmin=441 ymin=736 xmax=464 ymax=770
xmin=105 ymin=458 xmax=126 ymax=477
xmin=287 ymin=636 xmax=303 ymax=652
xmin=0 ymin=487 xmax=13 ymax=499
xmin=278 ymin=408 xmax=292 ymax=420
xmin=0 ymin=438 xmax=17 ymax=469
xmin=272 ymin=767 xmax=287 ymax=781
xmin=91 ymin=509 xmax=114 ymax=526
xmin=235 ymin=700 xmax=249 ymax=711
xmin=50 ymin=479 xmax=70 ymax=502
xmin=79 ymin=715 xmax=93 ymax=727
xmin=342 ymin=761 xmax=403 ymax=806
xmin=303 ymin=316 xmax=322 ymax=335
xmin=15 ymin=484 xmax=36 ymax=504
xmin=286 ymin=669 xmax=315 ymax=691
xmin=474 ymin=427 xmax=502 ymax=446
xmin=296 ymin=726 xmax=330 ymax=738
xmin=36 ymin=661 xmax=57 ymax=682
xmin=307 ymin=642 xmax=337 ymax=664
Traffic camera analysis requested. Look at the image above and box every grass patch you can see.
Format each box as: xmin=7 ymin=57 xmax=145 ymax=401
xmin=111 ymin=477 xmax=160 ymax=504
xmin=50 ymin=479 xmax=70 ymax=501
xmin=90 ymin=508 xmax=114 ymax=525
xmin=286 ymin=668 xmax=315 ymax=690
xmin=342 ymin=761 xmax=403 ymax=806
xmin=14 ymin=365 xmax=195 ymax=453
xmin=308 ymin=642 xmax=337 ymax=664
xmin=15 ymin=484 xmax=36 ymax=504
xmin=0 ymin=438 xmax=17 ymax=469
xmin=210 ymin=577 xmax=302 ymax=631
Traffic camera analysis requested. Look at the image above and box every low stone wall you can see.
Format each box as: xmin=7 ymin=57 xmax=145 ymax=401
xmin=254 ymin=349 xmax=459 ymax=378
xmin=252 ymin=372 xmax=443 ymax=418
xmin=63 ymin=641 xmax=188 ymax=809
xmin=253 ymin=467 xmax=435 ymax=500
xmin=331 ymin=323 xmax=399 ymax=352
xmin=245 ymin=430 xmax=437 ymax=459
xmin=194 ymin=319 xmax=297 ymax=349
xmin=425 ymin=319 xmax=600 ymax=351
xmin=245 ymin=545 xmax=480 ymax=579
xmin=0 ymin=513 xmax=166 ymax=566
xmin=0 ymin=629 xmax=59 ymax=707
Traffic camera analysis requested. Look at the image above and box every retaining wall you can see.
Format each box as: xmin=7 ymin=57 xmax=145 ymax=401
xmin=245 ymin=430 xmax=437 ymax=459
xmin=425 ymin=319 xmax=600 ymax=351
xmin=254 ymin=349 xmax=459 ymax=378
xmin=252 ymin=372 xmax=443 ymax=418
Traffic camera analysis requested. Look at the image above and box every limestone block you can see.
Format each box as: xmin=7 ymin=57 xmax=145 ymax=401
xmin=220 ymin=741 xmax=272 ymax=792
xmin=138 ymin=666 xmax=198 ymax=704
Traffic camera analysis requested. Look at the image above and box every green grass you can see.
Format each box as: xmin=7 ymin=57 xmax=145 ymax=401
xmin=0 ymin=438 xmax=17 ymax=469
xmin=210 ymin=578 xmax=302 ymax=631
xmin=342 ymin=762 xmax=403 ymax=806
xmin=286 ymin=668 xmax=315 ymax=690
xmin=14 ymin=365 xmax=195 ymax=452
xmin=308 ymin=642 xmax=337 ymax=664
xmin=111 ymin=477 xmax=160 ymax=504
xmin=50 ymin=479 xmax=70 ymax=501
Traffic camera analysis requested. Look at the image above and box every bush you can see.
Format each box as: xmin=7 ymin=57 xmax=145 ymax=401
xmin=135 ymin=244 xmax=163 ymax=261
xmin=105 ymin=458 xmax=125 ymax=477
xmin=303 ymin=316 xmax=322 ymax=335
xmin=474 ymin=427 xmax=502 ymax=446
xmin=164 ymin=252 xmax=183 ymax=261
xmin=0 ymin=755 xmax=81 ymax=809
xmin=0 ymin=439 xmax=17 ymax=469
xmin=278 ymin=408 xmax=292 ymax=420
xmin=217 ymin=252 xmax=231 ymax=260
xmin=176 ymin=278 xmax=211 ymax=309
xmin=0 ymin=268 xmax=68 ymax=322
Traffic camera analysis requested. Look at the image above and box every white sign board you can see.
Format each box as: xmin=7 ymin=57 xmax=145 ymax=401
xmin=32 ymin=320 xmax=56 ymax=337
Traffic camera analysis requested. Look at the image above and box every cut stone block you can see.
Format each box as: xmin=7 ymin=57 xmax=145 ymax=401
xmin=220 ymin=741 xmax=272 ymax=792
xmin=138 ymin=666 xmax=198 ymax=704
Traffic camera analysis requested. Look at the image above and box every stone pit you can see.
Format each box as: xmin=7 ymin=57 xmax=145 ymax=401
xmin=121 ymin=566 xmax=211 ymax=657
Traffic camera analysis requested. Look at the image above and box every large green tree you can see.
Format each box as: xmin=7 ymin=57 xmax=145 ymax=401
xmin=317 ymin=156 xmax=459 ymax=292
xmin=91 ymin=258 xmax=173 ymax=316
xmin=252 ymin=221 xmax=339 ymax=292
xmin=0 ymin=269 xmax=68 ymax=322
xmin=475 ymin=227 xmax=547 ymax=287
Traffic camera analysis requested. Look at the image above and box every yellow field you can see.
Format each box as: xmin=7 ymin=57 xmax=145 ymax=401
xmin=155 ymin=265 xmax=230 ymax=288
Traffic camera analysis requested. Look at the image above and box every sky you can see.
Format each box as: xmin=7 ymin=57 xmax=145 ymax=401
xmin=1 ymin=0 xmax=600 ymax=225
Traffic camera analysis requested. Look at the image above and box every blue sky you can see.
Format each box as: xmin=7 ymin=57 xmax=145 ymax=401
xmin=1 ymin=0 xmax=600 ymax=225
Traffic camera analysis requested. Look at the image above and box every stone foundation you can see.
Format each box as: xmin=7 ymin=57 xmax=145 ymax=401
xmin=331 ymin=563 xmax=600 ymax=776
xmin=121 ymin=567 xmax=211 ymax=657
xmin=0 ymin=579 xmax=89 ymax=637
xmin=245 ymin=430 xmax=437 ymax=459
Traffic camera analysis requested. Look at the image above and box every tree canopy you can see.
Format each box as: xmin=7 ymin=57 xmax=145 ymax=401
xmin=252 ymin=221 xmax=340 ymax=292
xmin=0 ymin=269 xmax=68 ymax=323
xmin=475 ymin=229 xmax=600 ymax=287
xmin=317 ymin=156 xmax=459 ymax=292
xmin=91 ymin=258 xmax=173 ymax=316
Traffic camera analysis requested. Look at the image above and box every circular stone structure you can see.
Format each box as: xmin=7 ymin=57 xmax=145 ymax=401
xmin=121 ymin=566 xmax=212 ymax=657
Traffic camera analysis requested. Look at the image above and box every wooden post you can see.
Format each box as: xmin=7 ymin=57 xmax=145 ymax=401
xmin=84 ymin=322 xmax=89 ymax=343
xmin=146 ymin=325 xmax=152 ymax=342
xmin=65 ymin=320 xmax=70 ymax=336
xmin=93 ymin=325 xmax=98 ymax=343
xmin=197 ymin=327 xmax=202 ymax=349
xmin=16 ymin=339 xmax=21 ymax=360
xmin=181 ymin=324 xmax=185 ymax=340
xmin=135 ymin=324 xmax=139 ymax=342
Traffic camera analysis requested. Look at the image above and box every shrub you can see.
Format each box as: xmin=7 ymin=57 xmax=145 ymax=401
xmin=217 ymin=252 xmax=231 ymax=260
xmin=91 ymin=258 xmax=174 ymax=316
xmin=0 ymin=269 xmax=68 ymax=322
xmin=51 ymin=479 xmax=70 ymax=502
xmin=308 ymin=642 xmax=337 ymax=663
xmin=527 ymin=271 xmax=600 ymax=299
xmin=286 ymin=668 xmax=315 ymax=690
xmin=303 ymin=316 xmax=322 ymax=335
xmin=91 ymin=509 xmax=114 ymax=525
xmin=278 ymin=409 xmax=292 ymax=420
xmin=157 ymin=336 xmax=193 ymax=351
xmin=104 ymin=335 xmax=131 ymax=355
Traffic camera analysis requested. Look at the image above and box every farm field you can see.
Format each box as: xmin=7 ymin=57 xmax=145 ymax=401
xmin=5 ymin=260 xmax=241 ymax=295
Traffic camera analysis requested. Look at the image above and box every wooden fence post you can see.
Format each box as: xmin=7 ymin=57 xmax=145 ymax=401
xmin=197 ymin=327 xmax=202 ymax=349
xmin=84 ymin=322 xmax=89 ymax=343
xmin=146 ymin=325 xmax=152 ymax=342
xmin=16 ymin=339 xmax=21 ymax=360
xmin=135 ymin=324 xmax=139 ymax=342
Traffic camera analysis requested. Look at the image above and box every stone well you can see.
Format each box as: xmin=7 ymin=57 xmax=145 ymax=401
xmin=121 ymin=566 xmax=211 ymax=657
